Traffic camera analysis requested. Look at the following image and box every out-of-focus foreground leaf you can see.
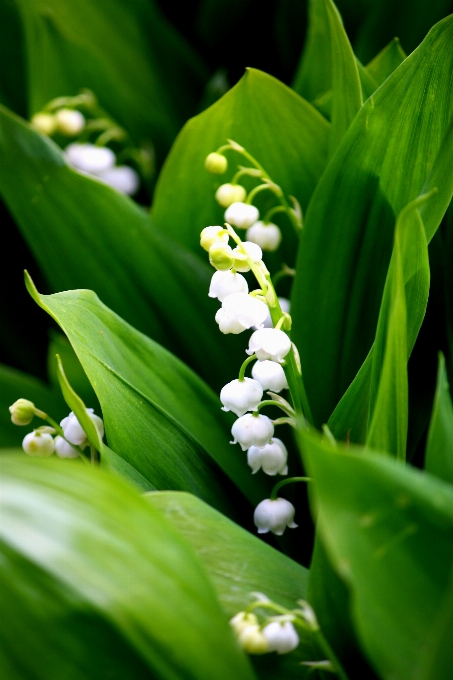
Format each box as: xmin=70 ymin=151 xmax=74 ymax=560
xmin=0 ymin=457 xmax=256 ymax=680
xmin=291 ymin=16 xmax=453 ymax=427
xmin=425 ymin=353 xmax=453 ymax=485
xmin=301 ymin=428 xmax=453 ymax=680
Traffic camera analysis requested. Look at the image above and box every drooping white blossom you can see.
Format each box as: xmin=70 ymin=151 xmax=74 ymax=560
xmin=65 ymin=143 xmax=116 ymax=175
xmin=60 ymin=409 xmax=104 ymax=446
xmin=247 ymin=438 xmax=288 ymax=475
xmin=247 ymin=328 xmax=291 ymax=363
xmin=215 ymin=183 xmax=247 ymax=208
xmin=262 ymin=621 xmax=300 ymax=654
xmin=54 ymin=435 xmax=79 ymax=459
xmin=251 ymin=360 xmax=288 ymax=392
xmin=55 ymin=108 xmax=85 ymax=135
xmin=220 ymin=378 xmax=263 ymax=417
xmin=22 ymin=431 xmax=55 ymax=457
xmin=208 ymin=270 xmax=248 ymax=302
xmin=225 ymin=202 xmax=259 ymax=229
xmin=231 ymin=413 xmax=274 ymax=450
xmin=200 ymin=226 xmax=229 ymax=252
xmin=246 ymin=221 xmax=282 ymax=251
xmin=98 ymin=166 xmax=140 ymax=195
xmin=216 ymin=293 xmax=268 ymax=334
xmin=254 ymin=497 xmax=298 ymax=535
xmin=232 ymin=241 xmax=263 ymax=272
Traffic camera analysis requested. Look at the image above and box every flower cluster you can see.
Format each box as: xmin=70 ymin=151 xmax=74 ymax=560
xmin=229 ymin=598 xmax=300 ymax=656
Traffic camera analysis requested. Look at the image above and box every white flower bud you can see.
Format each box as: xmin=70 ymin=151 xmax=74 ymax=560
xmin=31 ymin=112 xmax=57 ymax=135
xmin=65 ymin=143 xmax=116 ymax=175
xmin=247 ymin=328 xmax=291 ymax=363
xmin=218 ymin=293 xmax=268 ymax=334
xmin=225 ymin=202 xmax=260 ymax=229
xmin=251 ymin=360 xmax=288 ymax=392
xmin=215 ymin=183 xmax=247 ymax=208
xmin=22 ymin=431 xmax=55 ymax=457
xmin=247 ymin=438 xmax=288 ymax=475
xmin=55 ymin=108 xmax=85 ymax=136
xmin=254 ymin=498 xmax=298 ymax=535
xmin=215 ymin=308 xmax=247 ymax=334
xmin=54 ymin=435 xmax=79 ymax=459
xmin=246 ymin=221 xmax=282 ymax=251
xmin=231 ymin=413 xmax=274 ymax=450
xmin=200 ymin=226 xmax=229 ymax=252
xmin=220 ymin=378 xmax=263 ymax=417
xmin=205 ymin=152 xmax=228 ymax=174
xmin=60 ymin=409 xmax=104 ymax=446
xmin=230 ymin=612 xmax=259 ymax=636
xmin=238 ymin=625 xmax=269 ymax=654
xmin=9 ymin=398 xmax=36 ymax=426
xmin=209 ymin=242 xmax=235 ymax=271
xmin=209 ymin=270 xmax=248 ymax=302
xmin=262 ymin=621 xmax=299 ymax=654
xmin=232 ymin=241 xmax=263 ymax=272
xmin=98 ymin=166 xmax=140 ymax=195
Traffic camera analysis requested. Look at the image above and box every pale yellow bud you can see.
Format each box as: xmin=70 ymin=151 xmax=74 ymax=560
xmin=209 ymin=242 xmax=234 ymax=271
xmin=215 ymin=183 xmax=247 ymax=208
xmin=205 ymin=152 xmax=228 ymax=174
xmin=238 ymin=625 xmax=269 ymax=654
xmin=200 ymin=226 xmax=229 ymax=252
xmin=230 ymin=612 xmax=259 ymax=636
xmin=9 ymin=399 xmax=36 ymax=426
xmin=55 ymin=108 xmax=85 ymax=136
xmin=31 ymin=113 xmax=57 ymax=136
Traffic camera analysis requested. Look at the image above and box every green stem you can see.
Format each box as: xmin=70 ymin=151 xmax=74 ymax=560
xmin=263 ymin=205 xmax=286 ymax=222
xmin=256 ymin=400 xmax=295 ymax=417
xmin=272 ymin=265 xmax=296 ymax=289
xmin=245 ymin=183 xmax=281 ymax=204
xmin=238 ymin=354 xmax=257 ymax=381
xmin=270 ymin=476 xmax=311 ymax=500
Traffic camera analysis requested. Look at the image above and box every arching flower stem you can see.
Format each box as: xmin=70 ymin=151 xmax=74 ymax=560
xmin=270 ymin=476 xmax=311 ymax=501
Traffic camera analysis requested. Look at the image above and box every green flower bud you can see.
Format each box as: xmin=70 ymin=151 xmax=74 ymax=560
xmin=215 ymin=183 xmax=247 ymax=208
xmin=205 ymin=152 xmax=228 ymax=174
xmin=200 ymin=226 xmax=228 ymax=252
xmin=31 ymin=113 xmax=57 ymax=136
xmin=238 ymin=625 xmax=269 ymax=655
xmin=55 ymin=108 xmax=85 ymax=136
xmin=9 ymin=398 xmax=36 ymax=426
xmin=230 ymin=612 xmax=259 ymax=636
xmin=209 ymin=242 xmax=234 ymax=271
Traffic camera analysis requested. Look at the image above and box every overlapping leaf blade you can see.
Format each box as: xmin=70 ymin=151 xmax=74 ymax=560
xmin=425 ymin=353 xmax=453 ymax=484
xmin=0 ymin=457 xmax=256 ymax=680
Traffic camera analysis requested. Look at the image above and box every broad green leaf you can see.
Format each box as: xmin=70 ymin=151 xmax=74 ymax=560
xmin=0 ymin=456 xmax=256 ymax=680
xmin=0 ymin=0 xmax=26 ymax=115
xmin=47 ymin=330 xmax=98 ymax=411
xmin=0 ymin=104 xmax=241 ymax=390
xmin=365 ymin=38 xmax=406 ymax=87
xmin=416 ymin=568 xmax=453 ymax=680
xmin=291 ymin=16 xmax=453 ymax=427
xmin=152 ymin=68 xmax=329 ymax=263
xmin=292 ymin=0 xmax=332 ymax=102
xmin=27 ymin=278 xmax=273 ymax=514
xmin=147 ymin=491 xmax=319 ymax=680
xmin=300 ymin=428 xmax=453 ymax=680
xmin=0 ymin=363 xmax=64 ymax=448
xmin=15 ymin=0 xmax=207 ymax=154
xmin=425 ymin=353 xmax=453 ymax=484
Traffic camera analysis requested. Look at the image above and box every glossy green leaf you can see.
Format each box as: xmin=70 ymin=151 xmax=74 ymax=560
xmin=0 ymin=104 xmax=241 ymax=390
xmin=47 ymin=331 xmax=98 ymax=411
xmin=27 ymin=277 xmax=273 ymax=514
xmin=152 ymin=68 xmax=329 ymax=262
xmin=147 ymin=491 xmax=320 ymax=680
xmin=291 ymin=16 xmax=453 ymax=427
xmin=0 ymin=456 xmax=256 ymax=680
xmin=300 ymin=428 xmax=453 ymax=680
xmin=0 ymin=0 xmax=26 ymax=115
xmin=425 ymin=353 xmax=453 ymax=484
xmin=365 ymin=38 xmax=406 ymax=87
xmin=292 ymin=0 xmax=332 ymax=103
xmin=0 ymin=363 xmax=64 ymax=448
xmin=15 ymin=0 xmax=206 ymax=153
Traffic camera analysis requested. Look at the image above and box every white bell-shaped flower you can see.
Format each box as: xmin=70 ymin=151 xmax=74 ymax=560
xmin=247 ymin=438 xmax=288 ymax=475
xmin=254 ymin=498 xmax=298 ymax=535
xmin=54 ymin=435 xmax=79 ymax=459
xmin=262 ymin=621 xmax=299 ymax=654
xmin=217 ymin=293 xmax=268 ymax=334
xmin=231 ymin=413 xmax=274 ymax=451
xmin=200 ymin=226 xmax=229 ymax=252
xmin=215 ymin=308 xmax=247 ymax=334
xmin=60 ymin=409 xmax=104 ymax=446
xmin=215 ymin=183 xmax=247 ymax=208
xmin=209 ymin=270 xmax=248 ymax=302
xmin=55 ymin=108 xmax=85 ymax=135
xmin=65 ymin=143 xmax=116 ymax=175
xmin=247 ymin=328 xmax=291 ymax=363
xmin=225 ymin=202 xmax=259 ymax=229
xmin=220 ymin=378 xmax=263 ymax=417
xmin=232 ymin=241 xmax=263 ymax=272
xmin=246 ymin=221 xmax=282 ymax=251
xmin=261 ymin=297 xmax=290 ymax=328
xmin=22 ymin=431 xmax=55 ymax=457
xmin=251 ymin=360 xmax=288 ymax=392
xmin=98 ymin=166 xmax=140 ymax=195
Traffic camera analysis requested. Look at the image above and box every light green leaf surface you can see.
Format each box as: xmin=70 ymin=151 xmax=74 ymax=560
xmin=152 ymin=68 xmax=329 ymax=263
xmin=291 ymin=16 xmax=453 ymax=427
xmin=27 ymin=278 xmax=273 ymax=514
xmin=425 ymin=353 xmax=453 ymax=484
xmin=15 ymin=0 xmax=207 ymax=154
xmin=365 ymin=38 xmax=406 ymax=87
xmin=0 ymin=457 xmax=256 ymax=680
xmin=300 ymin=429 xmax=453 ymax=680
xmin=47 ymin=330 xmax=98 ymax=411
